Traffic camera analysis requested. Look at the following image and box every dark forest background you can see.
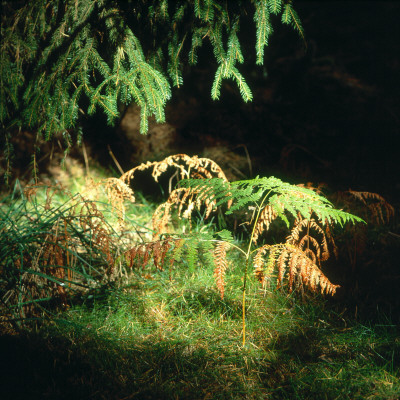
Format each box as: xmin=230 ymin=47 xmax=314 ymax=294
xmin=74 ymin=1 xmax=400 ymax=203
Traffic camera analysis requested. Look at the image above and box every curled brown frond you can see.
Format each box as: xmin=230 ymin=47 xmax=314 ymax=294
xmin=152 ymin=202 xmax=173 ymax=240
xmin=214 ymin=241 xmax=230 ymax=299
xmin=119 ymin=154 xmax=230 ymax=237
xmin=78 ymin=198 xmax=115 ymax=269
xmin=345 ymin=190 xmax=394 ymax=225
xmin=253 ymin=244 xmax=339 ymax=296
xmin=286 ymin=218 xmax=330 ymax=264
xmin=251 ymin=186 xmax=323 ymax=244
xmin=151 ymin=186 xmax=219 ymax=239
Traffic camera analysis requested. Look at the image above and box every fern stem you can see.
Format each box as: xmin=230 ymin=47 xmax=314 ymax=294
xmin=242 ymin=270 xmax=247 ymax=346
xmin=242 ymin=189 xmax=273 ymax=346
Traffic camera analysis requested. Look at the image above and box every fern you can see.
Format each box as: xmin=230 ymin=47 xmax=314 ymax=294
xmin=214 ymin=241 xmax=230 ymax=299
xmin=181 ymin=176 xmax=363 ymax=227
xmin=253 ymin=243 xmax=340 ymax=295
xmin=88 ymin=153 xmax=364 ymax=346
xmin=125 ymin=232 xmax=216 ymax=278
xmin=179 ymin=174 xmax=363 ymax=345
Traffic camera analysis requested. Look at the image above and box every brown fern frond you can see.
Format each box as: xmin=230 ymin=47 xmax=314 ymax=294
xmin=152 ymin=202 xmax=172 ymax=239
xmin=125 ymin=238 xmax=182 ymax=272
xmin=299 ymin=237 xmax=319 ymax=263
xmin=191 ymin=166 xmax=213 ymax=179
xmin=152 ymin=239 xmax=170 ymax=270
xmin=151 ymin=188 xmax=194 ymax=239
xmin=120 ymin=154 xmax=230 ymax=237
xmin=104 ymin=177 xmax=135 ymax=222
xmin=77 ymin=198 xmax=115 ymax=270
xmin=23 ymin=182 xmax=40 ymax=202
xmin=40 ymin=221 xmax=68 ymax=306
xmin=252 ymin=205 xmax=278 ymax=244
xmin=213 ymin=241 xmax=230 ymax=299
xmin=151 ymin=185 xmax=219 ymax=239
xmin=254 ymin=244 xmax=277 ymax=287
xmin=125 ymin=243 xmax=151 ymax=270
xmin=253 ymin=244 xmax=339 ymax=295
xmin=189 ymin=156 xmax=229 ymax=181
xmin=286 ymin=218 xmax=330 ymax=264
xmin=324 ymin=219 xmax=338 ymax=258
xmin=120 ymin=154 xmax=229 ymax=186
xmin=251 ymin=185 xmax=324 ymax=244
xmin=277 ymin=247 xmax=289 ymax=289
xmin=169 ymin=238 xmax=185 ymax=270
xmin=346 ymin=190 xmax=394 ymax=225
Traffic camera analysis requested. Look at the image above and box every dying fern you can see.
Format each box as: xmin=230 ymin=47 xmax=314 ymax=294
xmin=119 ymin=154 xmax=230 ymax=239
xmin=180 ymin=174 xmax=363 ymax=344
xmin=93 ymin=154 xmax=363 ymax=346
xmin=253 ymin=243 xmax=339 ymax=295
xmin=214 ymin=241 xmax=230 ymax=299
xmin=333 ymin=190 xmax=395 ymax=270
xmin=286 ymin=218 xmax=337 ymax=265
xmin=124 ymin=231 xmax=216 ymax=279
xmin=344 ymin=190 xmax=394 ymax=225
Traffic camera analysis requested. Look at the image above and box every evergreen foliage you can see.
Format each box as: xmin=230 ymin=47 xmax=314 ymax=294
xmin=1 ymin=0 xmax=304 ymax=180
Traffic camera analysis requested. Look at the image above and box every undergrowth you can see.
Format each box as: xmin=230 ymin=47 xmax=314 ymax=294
xmin=1 ymin=266 xmax=399 ymax=399
xmin=0 ymin=154 xmax=398 ymax=399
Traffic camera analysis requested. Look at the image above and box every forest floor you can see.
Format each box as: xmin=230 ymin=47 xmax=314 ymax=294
xmin=1 ymin=2 xmax=399 ymax=399
xmin=0 ymin=161 xmax=399 ymax=399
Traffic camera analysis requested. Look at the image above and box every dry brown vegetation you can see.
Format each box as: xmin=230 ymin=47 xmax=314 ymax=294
xmin=2 ymin=154 xmax=395 ymax=335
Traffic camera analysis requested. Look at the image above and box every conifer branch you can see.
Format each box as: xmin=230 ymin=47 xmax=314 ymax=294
xmin=1 ymin=0 xmax=306 ymax=178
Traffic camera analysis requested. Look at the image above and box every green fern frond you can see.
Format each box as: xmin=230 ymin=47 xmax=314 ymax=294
xmin=186 ymin=238 xmax=200 ymax=271
xmin=181 ymin=176 xmax=364 ymax=228
xmin=215 ymin=229 xmax=234 ymax=243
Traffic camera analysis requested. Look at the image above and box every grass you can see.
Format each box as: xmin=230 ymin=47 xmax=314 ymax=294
xmin=1 ymin=259 xmax=399 ymax=399
xmin=1 ymin=174 xmax=399 ymax=400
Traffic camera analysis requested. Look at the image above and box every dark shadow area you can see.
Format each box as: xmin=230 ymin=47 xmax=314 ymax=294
xmin=0 ymin=329 xmax=247 ymax=400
